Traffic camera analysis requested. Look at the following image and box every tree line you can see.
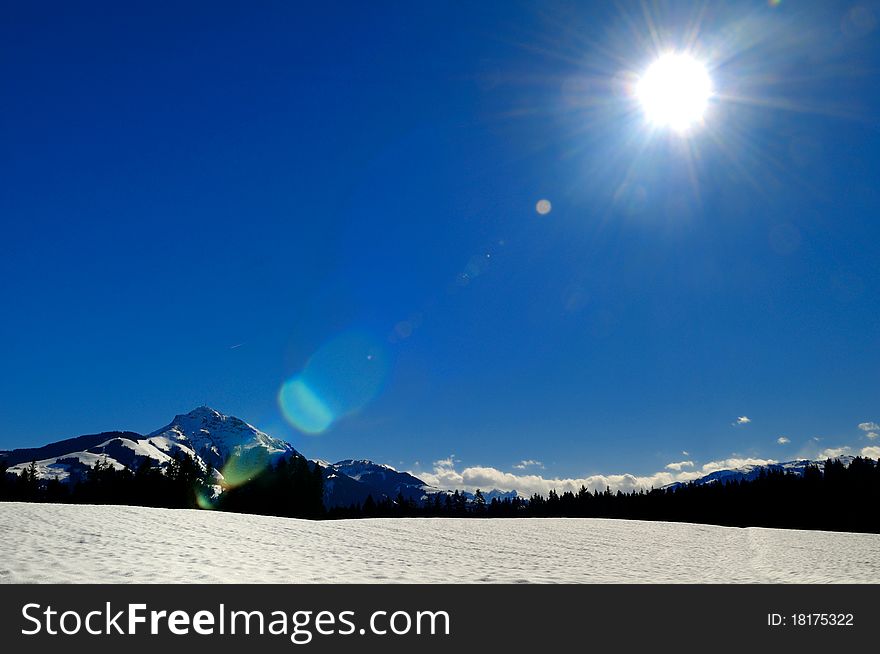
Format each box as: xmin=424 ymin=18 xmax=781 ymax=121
xmin=0 ymin=452 xmax=324 ymax=519
xmin=327 ymin=457 xmax=880 ymax=533
xmin=3 ymin=454 xmax=880 ymax=533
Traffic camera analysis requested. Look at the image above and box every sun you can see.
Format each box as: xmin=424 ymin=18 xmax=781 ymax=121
xmin=636 ymin=53 xmax=713 ymax=133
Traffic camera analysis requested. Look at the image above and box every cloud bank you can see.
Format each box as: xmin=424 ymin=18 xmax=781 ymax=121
xmin=411 ymin=417 xmax=880 ymax=497
xmin=817 ymin=446 xmax=853 ymax=459
xmin=415 ymin=456 xmax=777 ymax=496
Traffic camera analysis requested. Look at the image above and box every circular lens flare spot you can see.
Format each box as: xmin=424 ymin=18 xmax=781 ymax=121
xmin=278 ymin=377 xmax=335 ymax=435
xmin=636 ymin=53 xmax=712 ymax=133
xmin=536 ymin=199 xmax=552 ymax=215
xmin=195 ymin=488 xmax=216 ymax=510
xmin=278 ymin=331 xmax=389 ymax=435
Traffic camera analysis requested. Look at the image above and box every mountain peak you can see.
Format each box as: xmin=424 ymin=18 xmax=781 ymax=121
xmin=146 ymin=407 xmax=297 ymax=469
xmin=334 ymin=458 xmax=397 ymax=471
xmin=182 ymin=406 xmax=224 ymax=419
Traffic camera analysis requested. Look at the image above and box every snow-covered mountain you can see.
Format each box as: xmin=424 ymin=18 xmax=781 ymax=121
xmin=0 ymin=407 xmax=443 ymax=508
xmin=0 ymin=431 xmax=142 ymax=468
xmin=3 ymin=407 xmax=300 ymax=485
xmin=4 ymin=432 xmax=171 ymax=483
xmin=146 ymin=406 xmax=298 ymax=470
xmin=663 ymin=456 xmax=857 ymax=491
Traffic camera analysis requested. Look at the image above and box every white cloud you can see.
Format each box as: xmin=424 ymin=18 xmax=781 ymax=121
xmin=858 ymin=422 xmax=879 ymax=432
xmin=733 ymin=416 xmax=751 ymax=425
xmin=418 ymin=465 xmax=679 ymax=496
xmin=665 ymin=460 xmax=694 ymax=471
xmin=866 ymin=432 xmax=878 ymax=441
xmin=699 ymin=457 xmax=777 ymax=473
xmin=513 ymin=459 xmax=544 ymax=470
xmin=414 ymin=456 xmax=776 ymax=496
xmin=681 ymin=451 xmax=689 ymax=456
xmin=817 ymin=446 xmax=853 ymax=459
xmin=861 ymin=446 xmax=880 ymax=459
xmin=776 ymin=436 xmax=790 ymax=445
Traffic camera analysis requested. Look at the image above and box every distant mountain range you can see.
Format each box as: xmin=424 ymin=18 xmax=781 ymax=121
xmin=0 ymin=406 xmax=859 ymax=507
xmin=662 ymin=456 xmax=856 ymax=491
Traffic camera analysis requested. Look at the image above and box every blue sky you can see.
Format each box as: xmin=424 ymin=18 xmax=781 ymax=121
xmin=2 ymin=1 xmax=879 ymax=487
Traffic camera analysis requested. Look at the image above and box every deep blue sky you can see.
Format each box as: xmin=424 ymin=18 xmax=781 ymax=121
xmin=2 ymin=0 xmax=878 ymax=481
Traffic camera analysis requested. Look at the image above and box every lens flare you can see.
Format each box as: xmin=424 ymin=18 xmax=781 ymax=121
xmin=220 ymin=449 xmax=274 ymax=487
xmin=278 ymin=377 xmax=334 ymax=435
xmin=195 ymin=488 xmax=216 ymax=510
xmin=278 ymin=331 xmax=389 ymax=435
xmin=536 ymin=199 xmax=552 ymax=215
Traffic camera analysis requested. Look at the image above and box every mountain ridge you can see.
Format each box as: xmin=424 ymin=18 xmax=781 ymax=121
xmin=0 ymin=406 xmax=441 ymax=508
xmin=662 ymin=456 xmax=857 ymax=491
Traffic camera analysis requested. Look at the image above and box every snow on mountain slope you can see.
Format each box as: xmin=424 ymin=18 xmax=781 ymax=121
xmin=330 ymin=459 xmax=441 ymax=502
xmin=0 ymin=431 xmax=142 ymax=467
xmin=7 ymin=450 xmax=120 ymax=483
xmin=5 ymin=435 xmax=175 ymax=483
xmin=2 ymin=502 xmax=878 ymax=583
xmin=4 ymin=407 xmax=300 ymax=485
xmin=147 ymin=406 xmax=298 ymax=469
xmin=664 ymin=456 xmax=858 ymax=490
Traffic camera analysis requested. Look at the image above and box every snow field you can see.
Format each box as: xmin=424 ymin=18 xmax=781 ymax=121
xmin=1 ymin=502 xmax=878 ymax=583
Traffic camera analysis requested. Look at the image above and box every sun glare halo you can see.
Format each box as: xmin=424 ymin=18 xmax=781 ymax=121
xmin=636 ymin=53 xmax=713 ymax=133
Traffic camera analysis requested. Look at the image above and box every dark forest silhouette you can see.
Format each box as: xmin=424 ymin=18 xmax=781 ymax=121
xmin=0 ymin=452 xmax=324 ymax=519
xmin=2 ymin=455 xmax=879 ymax=533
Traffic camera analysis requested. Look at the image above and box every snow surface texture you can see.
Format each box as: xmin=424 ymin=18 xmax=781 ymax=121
xmin=2 ymin=503 xmax=878 ymax=583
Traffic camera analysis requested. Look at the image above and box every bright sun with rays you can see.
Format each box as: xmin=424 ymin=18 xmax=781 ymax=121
xmin=636 ymin=53 xmax=713 ymax=133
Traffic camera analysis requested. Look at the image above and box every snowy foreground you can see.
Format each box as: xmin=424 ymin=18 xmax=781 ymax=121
xmin=2 ymin=503 xmax=878 ymax=583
